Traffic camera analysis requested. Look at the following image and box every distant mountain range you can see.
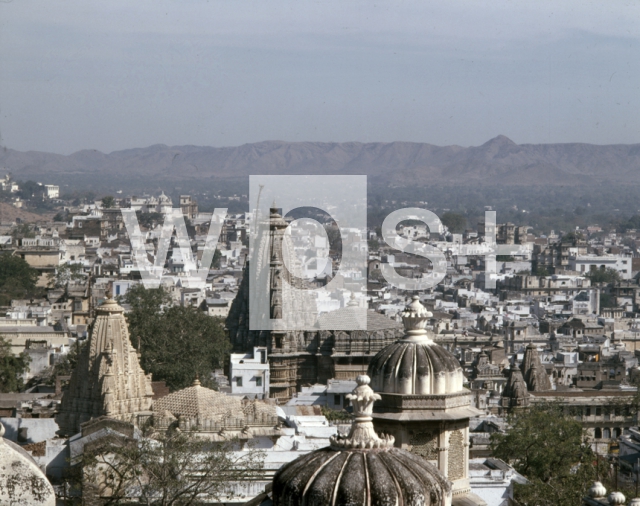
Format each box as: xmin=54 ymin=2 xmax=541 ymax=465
xmin=2 ymin=135 xmax=640 ymax=187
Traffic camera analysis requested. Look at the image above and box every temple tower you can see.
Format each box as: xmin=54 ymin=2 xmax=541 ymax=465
xmin=56 ymin=299 xmax=154 ymax=435
xmin=520 ymin=342 xmax=552 ymax=391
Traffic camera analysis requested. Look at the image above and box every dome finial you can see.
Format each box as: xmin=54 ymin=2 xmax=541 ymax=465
xmin=329 ymin=375 xmax=394 ymax=450
xmin=588 ymin=481 xmax=606 ymax=498
xmin=400 ymin=295 xmax=433 ymax=341
xmin=608 ymin=491 xmax=626 ymax=505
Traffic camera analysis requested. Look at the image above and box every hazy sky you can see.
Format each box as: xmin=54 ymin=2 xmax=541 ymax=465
xmin=1 ymin=1 xmax=639 ymax=154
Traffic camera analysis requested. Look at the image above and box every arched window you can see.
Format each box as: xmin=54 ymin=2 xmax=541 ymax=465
xmin=613 ymin=428 xmax=621 ymax=438
xmin=603 ymin=428 xmax=611 ymax=439
xmin=595 ymin=428 xmax=602 ymax=439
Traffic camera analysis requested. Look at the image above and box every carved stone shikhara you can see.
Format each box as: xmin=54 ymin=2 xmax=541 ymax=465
xmin=56 ymin=299 xmax=154 ymax=435
xmin=521 ymin=342 xmax=552 ymax=391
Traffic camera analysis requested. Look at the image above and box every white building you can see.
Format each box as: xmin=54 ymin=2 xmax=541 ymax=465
xmin=468 ymin=458 xmax=526 ymax=506
xmin=44 ymin=185 xmax=59 ymax=199
xmin=229 ymin=347 xmax=270 ymax=399
xmin=569 ymin=255 xmax=633 ymax=280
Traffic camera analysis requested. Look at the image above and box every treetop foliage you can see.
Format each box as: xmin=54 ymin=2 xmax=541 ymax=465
xmin=124 ymin=285 xmax=230 ymax=391
xmin=0 ymin=254 xmax=41 ymax=305
xmin=440 ymin=212 xmax=467 ymax=233
xmin=0 ymin=335 xmax=31 ymax=393
xmin=586 ymin=267 xmax=621 ymax=284
xmin=490 ymin=403 xmax=622 ymax=505
xmin=81 ymin=424 xmax=264 ymax=506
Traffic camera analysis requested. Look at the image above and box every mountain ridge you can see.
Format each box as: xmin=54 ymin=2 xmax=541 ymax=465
xmin=1 ymin=136 xmax=640 ymax=187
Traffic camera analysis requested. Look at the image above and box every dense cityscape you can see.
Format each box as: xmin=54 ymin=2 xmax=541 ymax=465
xmin=0 ymin=176 xmax=640 ymax=504
xmin=1 ymin=1 xmax=639 ymax=505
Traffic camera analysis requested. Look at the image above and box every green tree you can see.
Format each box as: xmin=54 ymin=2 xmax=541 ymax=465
xmin=441 ymin=212 xmax=467 ymax=233
xmin=11 ymin=223 xmax=35 ymax=240
xmin=125 ymin=285 xmax=230 ymax=391
xmin=534 ymin=265 xmax=550 ymax=277
xmin=212 ymin=249 xmax=222 ymax=269
xmin=81 ymin=425 xmax=263 ymax=506
xmin=0 ymin=335 xmax=31 ymax=392
xmin=321 ymin=405 xmax=352 ymax=422
xmin=136 ymin=211 xmax=164 ymax=229
xmin=561 ymin=231 xmax=584 ymax=243
xmin=53 ymin=211 xmax=69 ymax=223
xmin=0 ymin=254 xmax=40 ymax=305
xmin=48 ymin=340 xmax=86 ymax=385
xmin=18 ymin=180 xmax=42 ymax=200
xmin=490 ymin=403 xmax=608 ymax=505
xmin=102 ymin=196 xmax=115 ymax=209
xmin=48 ymin=263 xmax=86 ymax=289
xmin=587 ymin=267 xmax=621 ymax=284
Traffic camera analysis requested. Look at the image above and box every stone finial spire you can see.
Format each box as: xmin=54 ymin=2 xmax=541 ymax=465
xmin=330 ymin=375 xmax=394 ymax=450
xmin=400 ymin=295 xmax=433 ymax=342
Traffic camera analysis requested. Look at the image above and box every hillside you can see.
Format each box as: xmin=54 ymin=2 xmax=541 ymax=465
xmin=1 ymin=136 xmax=640 ymax=188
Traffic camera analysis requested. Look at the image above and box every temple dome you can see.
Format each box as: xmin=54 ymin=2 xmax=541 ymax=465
xmin=367 ymin=296 xmax=464 ymax=395
xmin=0 ymin=422 xmax=56 ymax=505
xmin=271 ymin=376 xmax=451 ymax=506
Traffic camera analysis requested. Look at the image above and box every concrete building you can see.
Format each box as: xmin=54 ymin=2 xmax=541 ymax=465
xmin=43 ymin=184 xmax=59 ymax=199
xmin=230 ymin=347 xmax=270 ymax=399
xmin=570 ymin=255 xmax=633 ymax=280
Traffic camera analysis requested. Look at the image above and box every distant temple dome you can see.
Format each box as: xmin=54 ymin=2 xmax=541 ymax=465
xmin=271 ymin=375 xmax=451 ymax=506
xmin=367 ymin=296 xmax=464 ymax=395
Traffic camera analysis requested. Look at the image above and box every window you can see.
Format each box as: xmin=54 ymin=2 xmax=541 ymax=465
xmin=596 ymin=407 xmax=602 ymax=416
xmin=236 ymin=377 xmax=243 ymax=387
xmin=603 ymin=428 xmax=611 ymax=439
xmin=334 ymin=395 xmax=341 ymax=406
xmin=585 ymin=407 xmax=591 ymax=416
xmin=255 ymin=377 xmax=262 ymax=387
xmin=595 ymin=428 xmax=602 ymax=439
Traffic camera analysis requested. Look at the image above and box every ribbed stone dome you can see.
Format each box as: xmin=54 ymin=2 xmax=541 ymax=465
xmin=272 ymin=375 xmax=451 ymax=506
xmin=0 ymin=423 xmax=55 ymax=505
xmin=367 ymin=296 xmax=463 ymax=395
xmin=273 ymin=445 xmax=451 ymax=506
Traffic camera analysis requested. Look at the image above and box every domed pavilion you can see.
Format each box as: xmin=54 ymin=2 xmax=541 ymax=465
xmin=271 ymin=375 xmax=452 ymax=506
xmin=367 ymin=296 xmax=483 ymax=500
